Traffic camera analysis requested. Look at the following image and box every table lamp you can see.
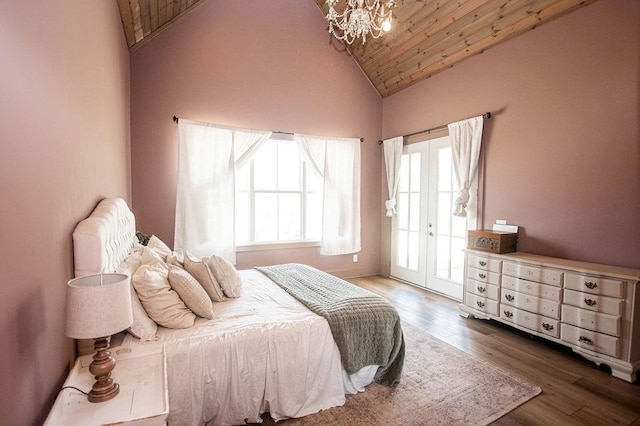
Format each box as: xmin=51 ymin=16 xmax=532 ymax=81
xmin=65 ymin=273 xmax=133 ymax=403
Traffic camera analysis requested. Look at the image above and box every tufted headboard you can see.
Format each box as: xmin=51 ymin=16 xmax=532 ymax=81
xmin=72 ymin=198 xmax=136 ymax=277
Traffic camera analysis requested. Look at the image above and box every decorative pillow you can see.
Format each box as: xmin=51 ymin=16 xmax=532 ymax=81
xmin=115 ymin=255 xmax=157 ymax=341
xmin=183 ymin=255 xmax=225 ymax=302
xmin=168 ymin=265 xmax=215 ymax=319
xmin=166 ymin=248 xmax=186 ymax=268
xmin=206 ymin=255 xmax=242 ymax=298
xmin=141 ymin=246 xmax=164 ymax=266
xmin=147 ymin=235 xmax=172 ymax=261
xmin=132 ymin=262 xmax=195 ymax=329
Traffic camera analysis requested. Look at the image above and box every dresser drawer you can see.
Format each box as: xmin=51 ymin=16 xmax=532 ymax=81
xmin=467 ymin=253 xmax=501 ymax=273
xmin=561 ymin=323 xmax=619 ymax=358
xmin=564 ymin=273 xmax=624 ymax=298
xmin=561 ymin=305 xmax=621 ymax=336
xmin=502 ymin=275 xmax=561 ymax=301
xmin=563 ymin=289 xmax=624 ymax=316
xmin=502 ymin=290 xmax=560 ymax=319
xmin=465 ymin=293 xmax=499 ymax=316
xmin=466 ymin=278 xmax=499 ymax=300
xmin=467 ymin=267 xmax=500 ymax=285
xmin=502 ymin=262 xmax=562 ymax=286
xmin=500 ymin=306 xmax=559 ymax=338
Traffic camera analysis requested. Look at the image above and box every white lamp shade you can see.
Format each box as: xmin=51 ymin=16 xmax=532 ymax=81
xmin=65 ymin=273 xmax=134 ymax=339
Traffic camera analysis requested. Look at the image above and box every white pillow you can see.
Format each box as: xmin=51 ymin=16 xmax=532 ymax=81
xmin=168 ymin=265 xmax=215 ymax=319
xmin=132 ymin=262 xmax=195 ymax=329
xmin=115 ymin=255 xmax=157 ymax=341
xmin=141 ymin=246 xmax=164 ymax=265
xmin=183 ymin=255 xmax=225 ymax=302
xmin=205 ymin=255 xmax=242 ymax=298
xmin=147 ymin=235 xmax=172 ymax=261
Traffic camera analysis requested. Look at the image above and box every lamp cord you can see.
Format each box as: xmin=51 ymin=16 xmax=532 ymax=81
xmin=60 ymin=386 xmax=89 ymax=396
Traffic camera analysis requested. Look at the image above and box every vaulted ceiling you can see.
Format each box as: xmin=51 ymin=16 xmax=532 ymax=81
xmin=117 ymin=0 xmax=598 ymax=97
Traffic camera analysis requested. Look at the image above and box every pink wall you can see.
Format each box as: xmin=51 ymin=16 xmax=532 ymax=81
xmin=382 ymin=0 xmax=639 ymax=271
xmin=130 ymin=0 xmax=383 ymax=277
xmin=0 ymin=2 xmax=131 ymax=424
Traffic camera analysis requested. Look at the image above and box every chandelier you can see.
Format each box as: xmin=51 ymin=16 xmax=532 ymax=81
xmin=325 ymin=0 xmax=396 ymax=45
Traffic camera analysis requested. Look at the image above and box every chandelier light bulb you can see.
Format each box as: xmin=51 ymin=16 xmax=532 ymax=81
xmin=325 ymin=0 xmax=396 ymax=45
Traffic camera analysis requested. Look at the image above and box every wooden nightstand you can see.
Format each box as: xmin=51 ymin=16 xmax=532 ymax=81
xmin=45 ymin=351 xmax=168 ymax=425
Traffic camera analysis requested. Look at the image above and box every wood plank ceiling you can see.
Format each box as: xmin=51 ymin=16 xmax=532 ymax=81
xmin=117 ymin=0 xmax=598 ymax=98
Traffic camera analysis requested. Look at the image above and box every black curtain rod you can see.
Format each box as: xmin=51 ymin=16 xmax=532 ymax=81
xmin=378 ymin=112 xmax=492 ymax=145
xmin=174 ymin=116 xmax=364 ymax=143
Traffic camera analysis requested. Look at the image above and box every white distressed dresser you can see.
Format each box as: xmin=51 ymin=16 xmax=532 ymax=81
xmin=460 ymin=249 xmax=640 ymax=382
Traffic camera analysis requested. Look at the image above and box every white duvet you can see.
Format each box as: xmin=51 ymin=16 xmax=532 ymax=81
xmin=116 ymin=269 xmax=374 ymax=425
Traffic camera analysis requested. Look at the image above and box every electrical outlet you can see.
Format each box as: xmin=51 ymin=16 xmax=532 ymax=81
xmin=353 ymin=254 xmax=358 ymax=262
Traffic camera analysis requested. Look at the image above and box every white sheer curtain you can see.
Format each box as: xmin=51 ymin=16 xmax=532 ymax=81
xmin=382 ymin=136 xmax=403 ymax=217
xmin=295 ymin=135 xmax=361 ymax=255
xmin=447 ymin=116 xmax=483 ymax=218
xmin=175 ymin=119 xmax=271 ymax=263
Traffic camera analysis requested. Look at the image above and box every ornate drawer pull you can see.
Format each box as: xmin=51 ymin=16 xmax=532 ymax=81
xmin=585 ymin=281 xmax=598 ymax=290
xmin=476 ymin=301 xmax=485 ymax=308
xmin=578 ymin=336 xmax=594 ymax=345
xmin=479 ymin=261 xmax=487 ymax=266
xmin=503 ymin=310 xmax=513 ymax=318
xmin=542 ymin=322 xmax=554 ymax=331
xmin=477 ymin=286 xmax=486 ymax=293
xmin=505 ymin=294 xmax=515 ymax=302
xmin=478 ymin=273 xmax=486 ymax=279
xmin=584 ymin=298 xmax=597 ymax=307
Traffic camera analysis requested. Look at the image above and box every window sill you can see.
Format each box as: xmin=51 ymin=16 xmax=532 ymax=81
xmin=236 ymin=241 xmax=320 ymax=253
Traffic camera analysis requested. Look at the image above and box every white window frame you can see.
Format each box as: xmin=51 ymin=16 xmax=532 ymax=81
xmin=235 ymin=136 xmax=322 ymax=249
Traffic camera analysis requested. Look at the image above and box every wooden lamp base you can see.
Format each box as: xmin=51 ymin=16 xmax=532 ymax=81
xmin=88 ymin=336 xmax=120 ymax=403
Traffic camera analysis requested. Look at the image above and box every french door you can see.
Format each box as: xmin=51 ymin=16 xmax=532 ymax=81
xmin=390 ymin=136 xmax=475 ymax=300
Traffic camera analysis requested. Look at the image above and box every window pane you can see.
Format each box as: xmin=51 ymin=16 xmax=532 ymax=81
xmin=255 ymin=193 xmax=277 ymax=241
xmin=278 ymin=142 xmax=300 ymax=191
xmin=306 ymin=193 xmax=322 ymax=241
xmin=236 ymin=164 xmax=250 ymax=191
xmin=278 ymin=194 xmax=301 ymax=240
xmin=254 ymin=142 xmax=277 ymax=190
xmin=235 ymin=191 xmax=250 ymax=244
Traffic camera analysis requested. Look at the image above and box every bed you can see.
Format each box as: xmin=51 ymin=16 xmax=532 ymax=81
xmin=72 ymin=198 xmax=404 ymax=425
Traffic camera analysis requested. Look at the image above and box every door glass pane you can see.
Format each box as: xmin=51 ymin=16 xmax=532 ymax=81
xmin=450 ymin=236 xmax=465 ymax=283
xmin=409 ymin=193 xmax=420 ymax=231
xmin=399 ymin=156 xmax=410 ymax=192
xmin=397 ymin=230 xmax=408 ymax=268
xmin=408 ymin=231 xmax=419 ymax=270
xmin=436 ymin=236 xmax=450 ymax=279
xmin=438 ymin=148 xmax=452 ymax=191
xmin=410 ymin=153 xmax=421 ymax=192
xmin=437 ymin=192 xmax=451 ymax=234
xmin=398 ymin=193 xmax=409 ymax=229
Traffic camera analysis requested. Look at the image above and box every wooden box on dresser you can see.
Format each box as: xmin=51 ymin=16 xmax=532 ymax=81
xmin=459 ymin=249 xmax=640 ymax=382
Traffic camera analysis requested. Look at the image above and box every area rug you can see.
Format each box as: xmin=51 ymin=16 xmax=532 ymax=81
xmin=285 ymin=322 xmax=541 ymax=425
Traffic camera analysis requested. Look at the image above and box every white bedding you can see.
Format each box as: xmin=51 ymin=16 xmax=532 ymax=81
xmin=113 ymin=269 xmax=374 ymax=425
xmin=72 ymin=198 xmax=376 ymax=425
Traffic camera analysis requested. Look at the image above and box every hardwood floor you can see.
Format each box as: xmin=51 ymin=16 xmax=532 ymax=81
xmin=347 ymin=275 xmax=640 ymax=426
